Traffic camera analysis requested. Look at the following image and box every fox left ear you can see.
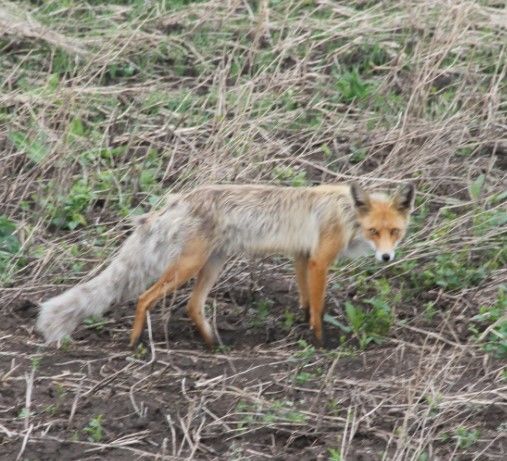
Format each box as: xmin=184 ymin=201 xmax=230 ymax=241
xmin=350 ymin=182 xmax=371 ymax=213
xmin=394 ymin=183 xmax=416 ymax=214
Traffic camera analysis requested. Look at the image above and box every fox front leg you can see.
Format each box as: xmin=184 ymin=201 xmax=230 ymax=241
xmin=306 ymin=232 xmax=343 ymax=347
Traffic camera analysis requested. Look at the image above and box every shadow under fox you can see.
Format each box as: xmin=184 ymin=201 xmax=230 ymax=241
xmin=37 ymin=182 xmax=415 ymax=348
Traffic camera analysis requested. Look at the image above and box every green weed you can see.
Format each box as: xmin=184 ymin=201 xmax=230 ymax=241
xmin=418 ymin=452 xmax=430 ymax=461
xmin=31 ymin=356 xmax=42 ymax=371
xmin=41 ymin=179 xmax=95 ymax=230
xmin=282 ymin=309 xmax=296 ymax=331
xmin=236 ymin=399 xmax=307 ymax=430
xmin=84 ymin=316 xmax=107 ymax=332
xmin=454 ymin=426 xmax=480 ymax=449
xmin=134 ymin=343 xmax=148 ymax=359
xmin=271 ymin=166 xmax=308 ymax=186
xmin=470 ymin=287 xmax=507 ymax=358
xmin=344 ymin=301 xmax=393 ymax=349
xmin=421 ymin=253 xmax=487 ymax=291
xmin=349 ymin=145 xmax=367 ymax=164
xmin=293 ymin=339 xmax=317 ymax=362
xmin=0 ymin=215 xmax=21 ymax=275
xmin=295 ymin=371 xmax=314 ymax=385
xmin=18 ymin=408 xmax=30 ymax=419
xmin=335 ymin=70 xmax=374 ymax=103
xmin=469 ymin=174 xmax=486 ymax=201
xmin=423 ymin=301 xmax=438 ymax=322
xmin=44 ymin=404 xmax=57 ymax=417
xmin=59 ymin=336 xmax=72 ymax=352
xmin=84 ymin=415 xmax=104 ymax=443
xmin=328 ymin=448 xmax=343 ymax=461
xmin=342 ymin=279 xmax=396 ymax=349
xmin=250 ymin=299 xmax=272 ymax=327
xmin=472 ymin=208 xmax=507 ymax=237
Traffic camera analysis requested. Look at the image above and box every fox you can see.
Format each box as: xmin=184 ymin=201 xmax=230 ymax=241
xmin=36 ymin=181 xmax=416 ymax=348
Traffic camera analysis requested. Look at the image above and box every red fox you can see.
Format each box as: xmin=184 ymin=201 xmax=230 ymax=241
xmin=37 ymin=182 xmax=415 ymax=348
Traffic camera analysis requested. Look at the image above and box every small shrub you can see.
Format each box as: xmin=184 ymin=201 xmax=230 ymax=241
xmin=420 ymin=253 xmax=487 ymax=291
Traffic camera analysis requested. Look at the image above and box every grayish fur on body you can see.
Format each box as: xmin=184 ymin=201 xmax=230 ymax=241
xmin=37 ymin=184 xmax=373 ymax=343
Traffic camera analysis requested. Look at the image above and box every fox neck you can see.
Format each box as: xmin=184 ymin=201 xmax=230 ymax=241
xmin=341 ymin=224 xmax=372 ymax=259
xmin=342 ymin=238 xmax=370 ymax=259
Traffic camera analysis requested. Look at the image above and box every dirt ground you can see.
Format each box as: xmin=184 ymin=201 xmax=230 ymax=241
xmin=1 ymin=269 xmax=505 ymax=460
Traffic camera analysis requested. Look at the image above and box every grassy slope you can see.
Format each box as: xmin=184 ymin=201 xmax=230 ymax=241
xmin=0 ymin=0 xmax=506 ymax=459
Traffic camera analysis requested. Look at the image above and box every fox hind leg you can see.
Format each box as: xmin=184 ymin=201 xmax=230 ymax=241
xmin=186 ymin=252 xmax=226 ymax=348
xmin=129 ymin=239 xmax=210 ymax=349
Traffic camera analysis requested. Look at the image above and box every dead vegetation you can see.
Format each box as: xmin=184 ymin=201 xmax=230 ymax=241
xmin=0 ymin=0 xmax=506 ymax=459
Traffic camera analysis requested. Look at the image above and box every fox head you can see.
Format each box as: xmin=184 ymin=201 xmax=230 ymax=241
xmin=350 ymin=182 xmax=416 ymax=262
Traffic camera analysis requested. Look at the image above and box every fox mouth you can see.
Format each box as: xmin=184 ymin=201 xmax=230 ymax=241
xmin=365 ymin=240 xmax=395 ymax=262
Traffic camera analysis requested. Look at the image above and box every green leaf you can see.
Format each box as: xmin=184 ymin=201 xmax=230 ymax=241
xmin=324 ymin=313 xmax=351 ymax=332
xmin=345 ymin=302 xmax=364 ymax=332
xmin=68 ymin=118 xmax=85 ymax=137
xmin=488 ymin=190 xmax=507 ymax=204
xmin=469 ymin=174 xmax=485 ymax=201
xmin=365 ymin=297 xmax=390 ymax=310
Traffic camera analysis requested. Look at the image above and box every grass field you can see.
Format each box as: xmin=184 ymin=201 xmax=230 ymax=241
xmin=0 ymin=0 xmax=506 ymax=459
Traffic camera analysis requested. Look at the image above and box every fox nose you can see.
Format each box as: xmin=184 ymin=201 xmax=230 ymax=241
xmin=382 ymin=253 xmax=391 ymax=262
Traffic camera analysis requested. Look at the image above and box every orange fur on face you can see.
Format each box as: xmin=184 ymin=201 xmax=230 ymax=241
xmin=358 ymin=199 xmax=408 ymax=257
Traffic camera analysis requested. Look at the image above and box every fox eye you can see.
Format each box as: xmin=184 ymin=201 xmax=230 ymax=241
xmin=391 ymin=228 xmax=400 ymax=237
xmin=368 ymin=228 xmax=379 ymax=236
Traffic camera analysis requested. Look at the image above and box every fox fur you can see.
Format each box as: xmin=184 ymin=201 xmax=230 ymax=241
xmin=37 ymin=182 xmax=415 ymax=347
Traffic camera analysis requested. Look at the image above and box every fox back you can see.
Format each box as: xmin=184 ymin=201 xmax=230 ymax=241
xmin=182 ymin=185 xmax=354 ymax=256
xmin=182 ymin=183 xmax=413 ymax=260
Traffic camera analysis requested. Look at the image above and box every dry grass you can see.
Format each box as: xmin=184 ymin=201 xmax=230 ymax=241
xmin=0 ymin=0 xmax=506 ymax=459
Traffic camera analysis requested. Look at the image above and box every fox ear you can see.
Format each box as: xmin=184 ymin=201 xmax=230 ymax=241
xmin=394 ymin=183 xmax=416 ymax=214
xmin=350 ymin=182 xmax=370 ymax=213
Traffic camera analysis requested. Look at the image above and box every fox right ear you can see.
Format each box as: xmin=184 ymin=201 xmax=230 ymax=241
xmin=350 ymin=182 xmax=370 ymax=213
xmin=394 ymin=182 xmax=416 ymax=214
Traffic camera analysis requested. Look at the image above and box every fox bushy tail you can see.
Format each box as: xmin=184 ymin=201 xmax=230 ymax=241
xmin=37 ymin=199 xmax=191 ymax=343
